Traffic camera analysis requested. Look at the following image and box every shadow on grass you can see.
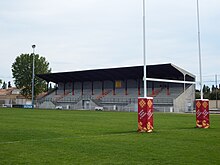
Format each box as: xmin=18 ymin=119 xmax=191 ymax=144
xmin=178 ymin=126 xmax=215 ymax=130
xmin=102 ymin=130 xmax=137 ymax=135
xmin=101 ymin=130 xmax=160 ymax=136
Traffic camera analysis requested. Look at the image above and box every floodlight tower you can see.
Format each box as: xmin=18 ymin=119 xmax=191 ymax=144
xmin=31 ymin=44 xmax=36 ymax=109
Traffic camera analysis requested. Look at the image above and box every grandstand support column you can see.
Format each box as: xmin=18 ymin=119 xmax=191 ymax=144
xmin=125 ymin=80 xmax=128 ymax=95
xmin=81 ymin=82 xmax=84 ymax=95
xmin=72 ymin=82 xmax=74 ymax=95
xmin=64 ymin=82 xmax=66 ymax=95
xmin=91 ymin=81 xmax=94 ymax=95
xmin=102 ymin=81 xmax=104 ymax=95
xmin=138 ymin=79 xmax=141 ymax=96
xmin=113 ymin=80 xmax=116 ymax=95
xmin=166 ymin=83 xmax=170 ymax=95
xmin=183 ymin=74 xmax=186 ymax=92
xmin=183 ymin=74 xmax=186 ymax=112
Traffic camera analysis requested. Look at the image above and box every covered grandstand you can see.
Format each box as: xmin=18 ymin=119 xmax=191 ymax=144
xmin=36 ymin=63 xmax=195 ymax=112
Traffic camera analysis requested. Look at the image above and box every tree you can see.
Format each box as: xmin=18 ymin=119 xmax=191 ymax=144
xmin=202 ymin=84 xmax=210 ymax=94
xmin=2 ymin=81 xmax=7 ymax=89
xmin=12 ymin=53 xmax=51 ymax=99
xmin=196 ymin=84 xmax=220 ymax=100
xmin=0 ymin=79 xmax=2 ymax=87
xmin=8 ymin=81 xmax=12 ymax=88
xmin=195 ymin=89 xmax=201 ymax=99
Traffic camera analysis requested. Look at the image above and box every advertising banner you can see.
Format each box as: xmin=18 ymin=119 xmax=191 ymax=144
xmin=196 ymin=99 xmax=210 ymax=128
xmin=138 ymin=97 xmax=154 ymax=133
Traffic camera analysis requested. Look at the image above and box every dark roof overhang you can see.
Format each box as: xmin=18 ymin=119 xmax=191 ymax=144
xmin=37 ymin=63 xmax=195 ymax=84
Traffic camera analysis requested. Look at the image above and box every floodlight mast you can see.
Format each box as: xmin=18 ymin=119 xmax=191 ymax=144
xmin=143 ymin=0 xmax=147 ymax=98
xmin=31 ymin=44 xmax=36 ymax=109
xmin=196 ymin=0 xmax=203 ymax=99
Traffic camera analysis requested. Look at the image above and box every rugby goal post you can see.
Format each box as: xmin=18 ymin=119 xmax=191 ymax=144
xmin=138 ymin=77 xmax=196 ymax=133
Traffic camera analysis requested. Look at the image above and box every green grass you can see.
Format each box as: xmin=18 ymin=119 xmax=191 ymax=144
xmin=0 ymin=108 xmax=219 ymax=165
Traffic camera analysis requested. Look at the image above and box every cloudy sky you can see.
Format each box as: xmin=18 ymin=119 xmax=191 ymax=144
xmin=0 ymin=0 xmax=219 ymax=87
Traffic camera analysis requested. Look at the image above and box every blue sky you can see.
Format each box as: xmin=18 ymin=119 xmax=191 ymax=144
xmin=0 ymin=0 xmax=220 ymax=88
